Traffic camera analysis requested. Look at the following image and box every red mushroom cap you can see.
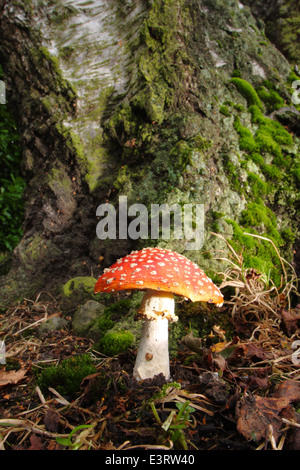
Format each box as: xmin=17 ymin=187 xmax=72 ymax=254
xmin=94 ymin=247 xmax=223 ymax=306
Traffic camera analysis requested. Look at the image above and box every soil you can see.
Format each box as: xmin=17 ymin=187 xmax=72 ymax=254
xmin=0 ymin=292 xmax=300 ymax=452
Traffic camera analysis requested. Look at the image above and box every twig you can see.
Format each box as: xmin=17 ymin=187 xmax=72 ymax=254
xmin=122 ymin=442 xmax=174 ymax=450
xmin=282 ymin=418 xmax=300 ymax=429
xmin=13 ymin=315 xmax=48 ymax=336
xmin=0 ymin=418 xmax=67 ymax=439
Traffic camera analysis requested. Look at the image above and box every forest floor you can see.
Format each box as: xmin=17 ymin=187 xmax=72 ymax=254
xmin=0 ymin=283 xmax=300 ymax=452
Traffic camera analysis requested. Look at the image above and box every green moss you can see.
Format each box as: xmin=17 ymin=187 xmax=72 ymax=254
xmin=249 ymin=152 xmax=264 ymax=166
xmin=103 ymin=297 xmax=134 ymax=316
xmin=226 ymin=219 xmax=257 ymax=251
xmin=247 ymin=173 xmax=268 ymax=197
xmin=249 ymin=105 xmax=293 ymax=147
xmin=292 ymin=163 xmax=300 ymax=183
xmin=114 ymin=165 xmax=132 ymax=192
xmin=233 ymin=103 xmax=293 ymax=173
xmin=47 ymin=166 xmax=73 ymax=193
xmin=240 ymin=202 xmax=283 ymax=248
xmin=36 ymin=354 xmax=97 ymax=399
xmin=221 ymin=150 xmax=240 ymax=192
xmin=66 ymin=130 xmax=87 ymax=170
xmin=97 ymin=315 xmax=115 ymax=334
xmin=233 ymin=103 xmax=246 ymax=112
xmin=225 ymin=216 xmax=283 ymax=285
xmin=210 ymin=210 xmax=225 ymax=232
xmin=232 ymin=69 xmax=241 ymax=78
xmin=227 ymin=76 xmax=297 ymax=284
xmin=17 ymin=234 xmax=62 ymax=273
xmin=233 ymin=116 xmax=257 ymax=153
xmin=30 ymin=46 xmax=76 ymax=104
xmin=241 ymin=202 xmax=276 ymax=231
xmin=281 ymin=227 xmax=296 ymax=244
xmin=170 ymin=140 xmax=193 ymax=171
xmin=232 ymin=83 xmax=293 ymax=173
xmin=220 ymin=105 xmax=231 ymax=116
xmin=230 ymin=77 xmax=263 ymax=109
xmin=61 ymin=276 xmax=97 ymax=297
xmin=194 ymin=135 xmax=213 ymax=151
xmin=95 ymin=330 xmax=134 ymax=356
xmin=256 ymin=85 xmax=285 ymax=111
xmin=255 ymin=130 xmax=284 ymax=165
xmin=130 ymin=0 xmax=186 ymax=124
xmin=261 ymin=163 xmax=282 ymax=181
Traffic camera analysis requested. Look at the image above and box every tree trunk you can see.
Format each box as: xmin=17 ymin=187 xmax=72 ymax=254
xmin=0 ymin=0 xmax=299 ymax=307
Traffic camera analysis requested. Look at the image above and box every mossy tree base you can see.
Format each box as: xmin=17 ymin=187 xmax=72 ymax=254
xmin=0 ymin=0 xmax=299 ymax=311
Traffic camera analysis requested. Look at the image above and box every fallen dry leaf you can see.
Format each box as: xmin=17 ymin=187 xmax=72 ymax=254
xmin=234 ymin=342 xmax=268 ymax=361
xmin=272 ymin=379 xmax=300 ymax=403
xmin=236 ymin=394 xmax=291 ymax=443
xmin=28 ymin=434 xmax=43 ymax=450
xmin=280 ymin=308 xmax=300 ymax=335
xmin=43 ymin=409 xmax=61 ymax=433
xmin=181 ymin=331 xmax=202 ymax=353
xmin=211 ymin=341 xmax=232 ymax=354
xmin=0 ymin=368 xmax=27 ymax=388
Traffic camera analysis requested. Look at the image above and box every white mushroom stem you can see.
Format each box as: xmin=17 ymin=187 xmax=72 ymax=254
xmin=133 ymin=289 xmax=178 ymax=381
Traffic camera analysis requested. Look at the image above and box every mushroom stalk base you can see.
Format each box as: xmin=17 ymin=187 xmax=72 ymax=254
xmin=133 ymin=317 xmax=170 ymax=381
xmin=133 ymin=290 xmax=176 ymax=381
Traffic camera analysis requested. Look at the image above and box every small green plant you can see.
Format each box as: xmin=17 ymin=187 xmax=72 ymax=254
xmin=56 ymin=424 xmax=93 ymax=450
xmin=150 ymin=400 xmax=195 ymax=450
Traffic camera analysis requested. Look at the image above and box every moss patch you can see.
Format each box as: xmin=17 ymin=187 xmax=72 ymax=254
xmin=36 ymin=354 xmax=96 ymax=399
xmin=95 ymin=330 xmax=134 ymax=356
xmin=60 ymin=276 xmax=98 ymax=312
xmin=231 ymin=78 xmax=263 ymax=109
xmin=224 ymin=75 xmax=299 ymax=283
xmin=61 ymin=276 xmax=97 ymax=297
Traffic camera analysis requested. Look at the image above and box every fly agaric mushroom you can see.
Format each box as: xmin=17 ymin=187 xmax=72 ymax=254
xmin=94 ymin=247 xmax=223 ymax=381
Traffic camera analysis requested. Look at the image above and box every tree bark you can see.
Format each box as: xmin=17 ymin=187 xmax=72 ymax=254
xmin=0 ymin=0 xmax=299 ymax=307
